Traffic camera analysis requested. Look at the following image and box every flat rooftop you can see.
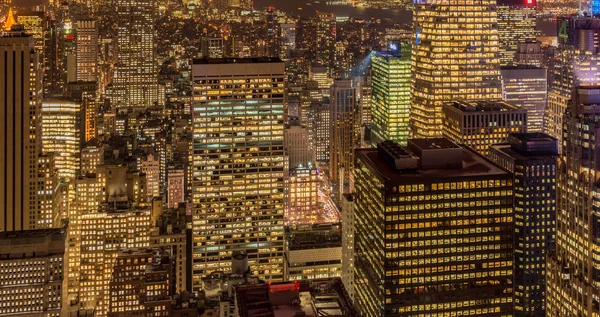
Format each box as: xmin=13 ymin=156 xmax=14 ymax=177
xmin=356 ymin=145 xmax=509 ymax=184
xmin=192 ymin=57 xmax=283 ymax=64
xmin=286 ymin=225 xmax=342 ymax=251
xmin=236 ymin=278 xmax=356 ymax=317
xmin=409 ymin=138 xmax=461 ymax=151
xmin=444 ymin=100 xmax=523 ymax=112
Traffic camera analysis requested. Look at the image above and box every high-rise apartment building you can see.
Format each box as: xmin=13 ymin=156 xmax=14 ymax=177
xmin=0 ymin=228 xmax=67 ymax=316
xmin=497 ymin=0 xmax=538 ymax=66
xmin=501 ymin=66 xmax=547 ymax=132
xmin=0 ymin=26 xmax=41 ymax=232
xmin=75 ymin=19 xmax=98 ymax=82
xmin=371 ymin=47 xmax=412 ymax=145
xmin=111 ymin=0 xmax=159 ymax=108
xmin=411 ymin=0 xmax=502 ymax=137
xmin=41 ymin=100 xmax=81 ymax=180
xmin=489 ymin=133 xmax=558 ymax=316
xmin=329 ymin=79 xmax=357 ymax=196
xmin=353 ymin=139 xmax=514 ymax=316
xmin=191 ymin=58 xmax=286 ymax=287
xmin=546 ymin=86 xmax=600 ymax=316
xmin=442 ymin=100 xmax=527 ymax=156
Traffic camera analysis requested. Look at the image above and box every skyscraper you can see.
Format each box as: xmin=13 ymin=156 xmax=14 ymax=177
xmin=75 ymin=19 xmax=98 ymax=82
xmin=353 ymin=139 xmax=514 ymax=316
xmin=41 ymin=100 xmax=81 ymax=181
xmin=501 ymin=66 xmax=547 ymax=132
xmin=489 ymin=133 xmax=558 ymax=316
xmin=442 ymin=100 xmax=527 ymax=156
xmin=497 ymin=0 xmax=538 ymax=66
xmin=546 ymin=86 xmax=600 ymax=316
xmin=0 ymin=26 xmax=41 ymax=232
xmin=111 ymin=0 xmax=159 ymax=108
xmin=411 ymin=0 xmax=502 ymax=137
xmin=371 ymin=46 xmax=412 ymax=145
xmin=329 ymin=79 xmax=357 ymax=196
xmin=191 ymin=58 xmax=286 ymax=287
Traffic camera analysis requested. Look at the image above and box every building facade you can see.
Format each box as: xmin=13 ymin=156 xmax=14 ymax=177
xmin=111 ymin=0 xmax=159 ymax=108
xmin=501 ymin=66 xmax=547 ymax=133
xmin=546 ymin=87 xmax=600 ymax=316
xmin=191 ymin=58 xmax=286 ymax=287
xmin=489 ymin=133 xmax=558 ymax=316
xmin=0 ymin=26 xmax=41 ymax=231
xmin=497 ymin=0 xmax=537 ymax=66
xmin=353 ymin=139 xmax=514 ymax=316
xmin=371 ymin=47 xmax=412 ymax=145
xmin=442 ymin=100 xmax=527 ymax=156
xmin=0 ymin=228 xmax=67 ymax=317
xmin=411 ymin=0 xmax=502 ymax=137
xmin=41 ymin=100 xmax=81 ymax=181
xmin=329 ymin=79 xmax=357 ymax=196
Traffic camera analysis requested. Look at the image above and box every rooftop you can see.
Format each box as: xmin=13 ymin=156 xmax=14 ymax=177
xmin=444 ymin=100 xmax=523 ymax=113
xmin=192 ymin=57 xmax=283 ymax=64
xmin=286 ymin=224 xmax=342 ymax=251
xmin=236 ymin=278 xmax=356 ymax=317
xmin=356 ymin=140 xmax=509 ymax=186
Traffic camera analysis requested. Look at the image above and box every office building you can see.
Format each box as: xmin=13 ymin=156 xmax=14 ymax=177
xmin=191 ymin=58 xmax=286 ymax=287
xmin=284 ymin=224 xmax=342 ymax=281
xmin=329 ymin=79 xmax=357 ymax=196
xmin=308 ymin=64 xmax=332 ymax=91
xmin=111 ymin=0 xmax=159 ymax=108
xmin=501 ymin=66 xmax=547 ymax=132
xmin=546 ymin=87 xmax=600 ymax=316
xmin=315 ymin=13 xmax=336 ymax=75
xmin=201 ymin=37 xmax=224 ymax=58
xmin=167 ymin=167 xmax=185 ymax=209
xmin=515 ymin=41 xmax=543 ymax=67
xmin=78 ymin=205 xmax=151 ymax=316
xmin=284 ymin=118 xmax=312 ymax=169
xmin=412 ymin=0 xmax=502 ymax=137
xmin=108 ymin=248 xmax=172 ymax=316
xmin=0 ymin=26 xmax=41 ymax=232
xmin=497 ymin=0 xmax=538 ymax=66
xmin=308 ymin=101 xmax=331 ymax=166
xmin=41 ymin=100 xmax=81 ymax=180
xmin=489 ymin=133 xmax=558 ymax=316
xmin=75 ymin=20 xmax=98 ymax=82
xmin=0 ymin=228 xmax=67 ymax=317
xmin=37 ymin=154 xmax=62 ymax=229
xmin=442 ymin=100 xmax=527 ymax=156
xmin=353 ymin=139 xmax=514 ymax=316
xmin=286 ymin=167 xmax=319 ymax=225
xmin=341 ymin=194 xmax=355 ymax=301
xmin=371 ymin=47 xmax=412 ymax=145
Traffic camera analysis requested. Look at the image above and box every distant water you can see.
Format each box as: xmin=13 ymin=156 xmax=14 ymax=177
xmin=253 ymin=0 xmax=412 ymax=22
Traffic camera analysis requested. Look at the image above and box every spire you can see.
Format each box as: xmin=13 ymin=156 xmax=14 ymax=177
xmin=4 ymin=7 xmax=16 ymax=31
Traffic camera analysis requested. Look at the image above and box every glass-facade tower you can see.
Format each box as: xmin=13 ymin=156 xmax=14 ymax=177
xmin=371 ymin=47 xmax=412 ymax=146
xmin=411 ymin=0 xmax=502 ymax=137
